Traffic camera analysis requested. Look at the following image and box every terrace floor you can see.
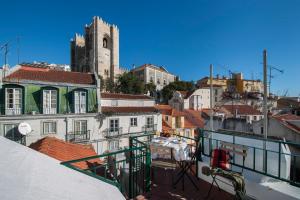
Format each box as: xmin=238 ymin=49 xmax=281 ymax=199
xmin=135 ymin=167 xmax=233 ymax=200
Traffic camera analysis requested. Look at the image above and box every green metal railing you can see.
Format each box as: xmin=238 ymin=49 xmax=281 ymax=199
xmin=198 ymin=129 xmax=300 ymax=187
xmin=61 ymin=133 xmax=155 ymax=199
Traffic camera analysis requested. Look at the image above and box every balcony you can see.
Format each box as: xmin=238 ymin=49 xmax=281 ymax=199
xmin=142 ymin=124 xmax=157 ymax=133
xmin=66 ymin=130 xmax=90 ymax=142
xmin=103 ymin=128 xmax=123 ymax=138
xmin=4 ymin=108 xmax=22 ymax=115
xmin=62 ymin=131 xmax=300 ymax=200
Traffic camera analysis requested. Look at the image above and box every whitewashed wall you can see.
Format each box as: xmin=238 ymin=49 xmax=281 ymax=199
xmin=101 ymin=99 xmax=154 ymax=107
xmin=0 ymin=114 xmax=99 ymax=146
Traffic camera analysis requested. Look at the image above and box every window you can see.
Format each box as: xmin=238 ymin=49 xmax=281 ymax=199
xmin=260 ymin=127 xmax=264 ymax=134
xmin=109 ymin=119 xmax=119 ymax=132
xmin=109 ymin=140 xmax=119 ymax=151
xmin=184 ymin=130 xmax=190 ymax=138
xmin=254 ymin=116 xmax=257 ymax=121
xmin=43 ymin=122 xmax=56 ymax=134
xmin=104 ymin=69 xmax=109 ymax=76
xmin=130 ymin=118 xmax=137 ymax=127
xmin=74 ymin=91 xmax=86 ymax=113
xmin=157 ymin=78 xmax=160 ymax=84
xmin=3 ymin=124 xmax=18 ymax=140
xmin=74 ymin=120 xmax=87 ymax=134
xmin=165 ymin=116 xmax=169 ymax=121
xmin=163 ymin=79 xmax=167 ymax=85
xmin=146 ymin=117 xmax=154 ymax=128
xmin=43 ymin=90 xmax=57 ymax=114
xmin=5 ymin=88 xmax=22 ymax=115
xmin=103 ymin=38 xmax=108 ymax=48
xmin=215 ymin=89 xmax=218 ymax=95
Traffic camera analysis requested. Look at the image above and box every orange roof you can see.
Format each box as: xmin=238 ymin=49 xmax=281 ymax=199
xmin=183 ymin=109 xmax=205 ymax=128
xmin=155 ymin=104 xmax=186 ymax=116
xmin=4 ymin=66 xmax=95 ymax=85
xmin=29 ymin=137 xmax=102 ymax=170
xmin=101 ymin=92 xmax=153 ymax=100
xmin=222 ymin=105 xmax=262 ymax=115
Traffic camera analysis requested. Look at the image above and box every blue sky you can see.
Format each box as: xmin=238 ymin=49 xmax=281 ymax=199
xmin=1 ymin=0 xmax=300 ymax=96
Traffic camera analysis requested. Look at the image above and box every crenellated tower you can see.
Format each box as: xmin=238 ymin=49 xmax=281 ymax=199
xmin=70 ymin=16 xmax=120 ymax=82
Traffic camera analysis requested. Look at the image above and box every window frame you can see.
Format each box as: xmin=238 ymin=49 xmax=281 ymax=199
xmin=43 ymin=89 xmax=58 ymax=114
xmin=109 ymin=118 xmax=119 ymax=132
xmin=74 ymin=90 xmax=87 ymax=114
xmin=74 ymin=120 xmax=87 ymax=135
xmin=43 ymin=121 xmax=57 ymax=135
xmin=5 ymin=87 xmax=22 ymax=115
xmin=108 ymin=140 xmax=119 ymax=151
xmin=130 ymin=117 xmax=138 ymax=127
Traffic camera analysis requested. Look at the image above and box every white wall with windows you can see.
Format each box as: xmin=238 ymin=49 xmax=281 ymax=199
xmin=98 ymin=113 xmax=162 ymax=153
xmin=0 ymin=113 xmax=99 ymax=146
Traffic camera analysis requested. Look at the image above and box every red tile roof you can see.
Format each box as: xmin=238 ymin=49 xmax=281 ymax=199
xmin=101 ymin=92 xmax=153 ymax=100
xmin=155 ymin=104 xmax=173 ymax=115
xmin=4 ymin=66 xmax=95 ymax=85
xmin=29 ymin=137 xmax=102 ymax=169
xmin=102 ymin=106 xmax=158 ymax=114
xmin=183 ymin=109 xmax=205 ymax=128
xmin=222 ymin=105 xmax=262 ymax=115
xmin=155 ymin=104 xmax=186 ymax=116
xmin=273 ymin=114 xmax=300 ymax=133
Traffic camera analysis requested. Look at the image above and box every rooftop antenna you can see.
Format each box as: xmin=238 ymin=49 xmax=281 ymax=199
xmin=16 ymin=36 xmax=21 ymax=64
xmin=268 ymin=64 xmax=284 ymax=95
xmin=0 ymin=42 xmax=10 ymax=68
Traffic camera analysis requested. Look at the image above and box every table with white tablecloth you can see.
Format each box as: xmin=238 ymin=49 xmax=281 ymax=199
xmin=150 ymin=137 xmax=191 ymax=161
xmin=150 ymin=136 xmax=200 ymax=190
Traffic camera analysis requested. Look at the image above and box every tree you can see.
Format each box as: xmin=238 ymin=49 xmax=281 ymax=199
xmin=99 ymin=75 xmax=105 ymax=91
xmin=115 ymin=72 xmax=144 ymax=94
xmin=105 ymin=78 xmax=115 ymax=93
xmin=144 ymin=83 xmax=156 ymax=96
xmin=161 ymin=81 xmax=195 ymax=103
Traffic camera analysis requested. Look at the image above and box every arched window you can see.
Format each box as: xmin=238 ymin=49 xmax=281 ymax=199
xmin=103 ymin=38 xmax=108 ymax=48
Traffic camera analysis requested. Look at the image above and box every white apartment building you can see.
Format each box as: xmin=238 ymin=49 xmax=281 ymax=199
xmin=95 ymin=93 xmax=162 ymax=153
xmin=131 ymin=64 xmax=177 ymax=101
xmin=169 ymin=88 xmax=211 ymax=111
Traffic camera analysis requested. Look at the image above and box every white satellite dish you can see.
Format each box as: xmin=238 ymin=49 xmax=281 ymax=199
xmin=18 ymin=122 xmax=32 ymax=136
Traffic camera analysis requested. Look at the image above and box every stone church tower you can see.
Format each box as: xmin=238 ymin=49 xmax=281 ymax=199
xmin=70 ymin=16 xmax=120 ymax=81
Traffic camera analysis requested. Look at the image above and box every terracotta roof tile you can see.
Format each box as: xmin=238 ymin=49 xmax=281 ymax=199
xmin=4 ymin=66 xmax=95 ymax=85
xmin=101 ymin=93 xmax=153 ymax=100
xmin=155 ymin=104 xmax=173 ymax=115
xmin=222 ymin=105 xmax=262 ymax=115
xmin=102 ymin=106 xmax=158 ymax=114
xmin=29 ymin=137 xmax=101 ymax=169
xmin=183 ymin=109 xmax=205 ymax=128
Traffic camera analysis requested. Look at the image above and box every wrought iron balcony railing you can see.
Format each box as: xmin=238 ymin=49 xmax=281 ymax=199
xmin=142 ymin=124 xmax=157 ymax=132
xmin=66 ymin=130 xmax=90 ymax=142
xmin=61 ymin=133 xmax=154 ymax=199
xmin=173 ymin=129 xmax=300 ymax=187
xmin=103 ymin=127 xmax=123 ymax=138
xmin=5 ymin=134 xmax=26 ymax=145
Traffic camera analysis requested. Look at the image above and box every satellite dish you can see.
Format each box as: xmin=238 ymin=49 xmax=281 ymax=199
xmin=18 ymin=122 xmax=32 ymax=136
